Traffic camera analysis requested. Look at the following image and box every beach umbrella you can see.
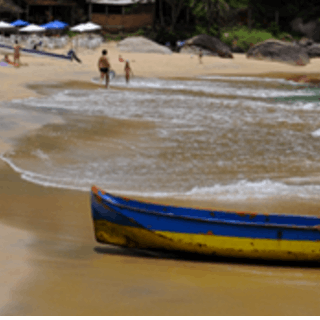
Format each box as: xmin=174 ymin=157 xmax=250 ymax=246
xmin=42 ymin=21 xmax=68 ymax=30
xmin=70 ymin=23 xmax=85 ymax=32
xmin=71 ymin=22 xmax=101 ymax=33
xmin=53 ymin=20 xmax=68 ymax=28
xmin=42 ymin=21 xmax=61 ymax=30
xmin=82 ymin=22 xmax=101 ymax=32
xmin=11 ymin=19 xmax=29 ymax=27
xmin=0 ymin=21 xmax=14 ymax=29
xmin=20 ymin=24 xmax=45 ymax=33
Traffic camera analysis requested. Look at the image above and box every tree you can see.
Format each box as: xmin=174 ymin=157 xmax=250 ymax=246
xmin=164 ymin=0 xmax=186 ymax=32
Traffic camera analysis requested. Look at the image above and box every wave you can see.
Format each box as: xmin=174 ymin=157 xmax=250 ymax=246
xmin=199 ymin=75 xmax=307 ymax=86
xmin=311 ymin=128 xmax=320 ymax=137
xmin=2 ymin=153 xmax=319 ymax=202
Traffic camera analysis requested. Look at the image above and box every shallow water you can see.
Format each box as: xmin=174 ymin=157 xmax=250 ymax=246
xmin=2 ymin=75 xmax=320 ymax=208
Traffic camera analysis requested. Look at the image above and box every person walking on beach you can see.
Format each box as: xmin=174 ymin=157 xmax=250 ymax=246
xmin=199 ymin=49 xmax=203 ymax=64
xmin=13 ymin=40 xmax=21 ymax=67
xmin=124 ymin=60 xmax=133 ymax=84
xmin=98 ymin=49 xmax=110 ymax=88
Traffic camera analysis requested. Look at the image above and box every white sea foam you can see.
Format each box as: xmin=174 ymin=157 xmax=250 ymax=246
xmin=184 ymin=179 xmax=320 ymax=200
xmin=3 ymin=76 xmax=320 ymax=201
xmin=199 ymin=75 xmax=303 ymax=86
xmin=0 ymin=155 xmax=89 ymax=192
xmin=2 ymin=151 xmax=320 ymax=201
xmin=110 ymin=77 xmax=314 ymax=98
xmin=311 ymin=128 xmax=320 ymax=137
xmin=89 ymin=76 xmax=316 ymax=100
xmin=32 ymin=149 xmax=51 ymax=161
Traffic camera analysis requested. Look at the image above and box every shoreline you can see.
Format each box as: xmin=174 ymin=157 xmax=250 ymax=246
xmin=1 ymin=43 xmax=320 ymax=315
xmin=2 ymin=41 xmax=320 ymax=103
xmin=2 ymin=43 xmax=320 ymax=214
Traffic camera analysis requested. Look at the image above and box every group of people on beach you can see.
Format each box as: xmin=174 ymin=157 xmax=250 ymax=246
xmin=98 ymin=49 xmax=133 ymax=88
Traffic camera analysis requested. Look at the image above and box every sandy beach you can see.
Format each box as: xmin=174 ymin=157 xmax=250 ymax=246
xmin=1 ymin=41 xmax=320 ymax=315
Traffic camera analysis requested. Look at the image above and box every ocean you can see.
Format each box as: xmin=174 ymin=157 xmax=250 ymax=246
xmin=1 ymin=75 xmax=320 ymax=207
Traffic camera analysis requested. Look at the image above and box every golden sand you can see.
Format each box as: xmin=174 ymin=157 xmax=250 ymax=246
xmin=1 ymin=42 xmax=320 ymax=315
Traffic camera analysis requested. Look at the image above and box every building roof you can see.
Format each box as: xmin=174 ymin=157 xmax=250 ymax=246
xmin=86 ymin=0 xmax=155 ymax=5
xmin=0 ymin=0 xmax=23 ymax=13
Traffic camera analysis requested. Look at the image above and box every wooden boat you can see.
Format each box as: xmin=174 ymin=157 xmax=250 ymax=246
xmin=91 ymin=186 xmax=320 ymax=261
xmin=0 ymin=42 xmax=73 ymax=61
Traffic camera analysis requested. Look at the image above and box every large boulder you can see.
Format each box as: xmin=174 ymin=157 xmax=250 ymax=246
xmin=117 ymin=36 xmax=172 ymax=54
xmin=246 ymin=39 xmax=310 ymax=66
xmin=298 ymin=37 xmax=314 ymax=47
xmin=306 ymin=44 xmax=320 ymax=58
xmin=291 ymin=37 xmax=320 ymax=58
xmin=180 ymin=45 xmax=218 ymax=56
xmin=182 ymin=34 xmax=233 ymax=58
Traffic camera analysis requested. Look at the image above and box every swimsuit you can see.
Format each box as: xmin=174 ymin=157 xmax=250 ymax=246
xmin=100 ymin=67 xmax=109 ymax=73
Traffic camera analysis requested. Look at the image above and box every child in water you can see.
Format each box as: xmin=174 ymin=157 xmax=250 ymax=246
xmin=124 ymin=60 xmax=133 ymax=84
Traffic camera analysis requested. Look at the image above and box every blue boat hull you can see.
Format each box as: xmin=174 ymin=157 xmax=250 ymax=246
xmin=91 ymin=186 xmax=320 ymax=261
xmin=0 ymin=43 xmax=72 ymax=61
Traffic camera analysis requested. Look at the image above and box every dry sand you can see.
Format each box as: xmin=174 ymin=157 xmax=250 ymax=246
xmin=1 ymin=41 xmax=320 ymax=315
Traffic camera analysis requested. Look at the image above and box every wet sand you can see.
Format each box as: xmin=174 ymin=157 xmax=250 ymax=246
xmin=1 ymin=159 xmax=320 ymax=316
xmin=1 ymin=42 xmax=320 ymax=315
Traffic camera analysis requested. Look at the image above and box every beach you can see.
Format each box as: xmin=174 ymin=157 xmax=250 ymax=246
xmin=1 ymin=41 xmax=320 ymax=316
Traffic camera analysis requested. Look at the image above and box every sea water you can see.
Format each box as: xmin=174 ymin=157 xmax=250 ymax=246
xmin=2 ymin=76 xmax=320 ymax=204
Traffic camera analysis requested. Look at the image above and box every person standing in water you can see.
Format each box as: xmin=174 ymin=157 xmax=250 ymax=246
xmin=98 ymin=49 xmax=110 ymax=88
xmin=124 ymin=60 xmax=133 ymax=84
xmin=13 ymin=40 xmax=21 ymax=67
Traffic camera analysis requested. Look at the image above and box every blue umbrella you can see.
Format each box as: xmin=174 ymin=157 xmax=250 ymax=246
xmin=42 ymin=21 xmax=68 ymax=30
xmin=11 ymin=20 xmax=29 ymax=27
xmin=53 ymin=20 xmax=69 ymax=27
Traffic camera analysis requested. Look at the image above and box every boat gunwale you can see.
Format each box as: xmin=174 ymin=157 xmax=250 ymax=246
xmin=0 ymin=42 xmax=72 ymax=61
xmin=91 ymin=187 xmax=320 ymax=232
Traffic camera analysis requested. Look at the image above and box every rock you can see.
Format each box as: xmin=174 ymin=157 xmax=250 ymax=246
xmin=179 ymin=45 xmax=218 ymax=56
xmin=295 ymin=37 xmax=320 ymax=58
xmin=246 ymin=39 xmax=310 ymax=66
xmin=182 ymin=34 xmax=233 ymax=58
xmin=117 ymin=36 xmax=172 ymax=54
xmin=298 ymin=37 xmax=314 ymax=47
xmin=306 ymin=44 xmax=320 ymax=58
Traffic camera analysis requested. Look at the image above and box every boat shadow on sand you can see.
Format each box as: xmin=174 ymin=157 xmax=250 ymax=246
xmin=94 ymin=245 xmax=320 ymax=269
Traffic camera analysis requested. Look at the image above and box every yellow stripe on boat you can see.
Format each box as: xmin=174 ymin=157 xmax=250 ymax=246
xmin=94 ymin=220 xmax=320 ymax=261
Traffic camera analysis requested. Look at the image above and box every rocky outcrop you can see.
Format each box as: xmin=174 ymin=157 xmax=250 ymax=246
xmin=181 ymin=34 xmax=233 ymax=58
xmin=305 ymin=44 xmax=320 ymax=58
xmin=180 ymin=45 xmax=218 ymax=56
xmin=246 ymin=39 xmax=310 ymax=66
xmin=117 ymin=36 xmax=172 ymax=54
xmin=298 ymin=37 xmax=314 ymax=47
xmin=296 ymin=37 xmax=320 ymax=58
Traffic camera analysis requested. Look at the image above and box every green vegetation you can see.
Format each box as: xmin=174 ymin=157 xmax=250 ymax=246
xmin=227 ymin=0 xmax=249 ymax=8
xmin=76 ymin=0 xmax=320 ymax=50
xmin=66 ymin=30 xmax=78 ymax=38
xmin=152 ymin=0 xmax=320 ymax=50
xmin=221 ymin=26 xmax=274 ymax=51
